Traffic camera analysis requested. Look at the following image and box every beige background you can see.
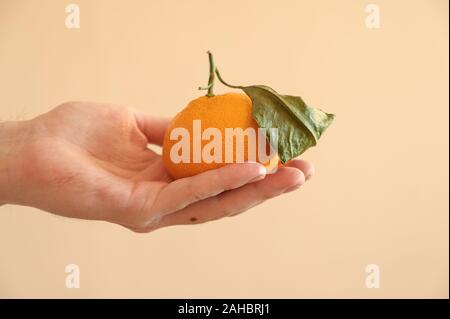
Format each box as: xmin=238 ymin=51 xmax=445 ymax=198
xmin=0 ymin=0 xmax=448 ymax=298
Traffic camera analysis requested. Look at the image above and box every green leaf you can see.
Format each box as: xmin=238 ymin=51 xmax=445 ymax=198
xmin=241 ymin=85 xmax=335 ymax=163
xmin=212 ymin=65 xmax=335 ymax=163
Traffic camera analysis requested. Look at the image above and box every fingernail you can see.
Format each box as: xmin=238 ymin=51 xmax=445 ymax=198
xmin=305 ymin=172 xmax=313 ymax=181
xmin=248 ymin=165 xmax=266 ymax=183
xmin=249 ymin=174 xmax=265 ymax=183
xmin=285 ymin=183 xmax=302 ymax=193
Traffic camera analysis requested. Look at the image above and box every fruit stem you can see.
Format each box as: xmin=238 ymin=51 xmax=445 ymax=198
xmin=215 ymin=68 xmax=242 ymax=89
xmin=198 ymin=51 xmax=216 ymax=97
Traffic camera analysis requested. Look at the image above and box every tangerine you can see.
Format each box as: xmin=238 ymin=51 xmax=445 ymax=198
xmin=162 ymin=92 xmax=279 ymax=179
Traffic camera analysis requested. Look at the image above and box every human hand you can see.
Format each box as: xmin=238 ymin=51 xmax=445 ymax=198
xmin=0 ymin=102 xmax=314 ymax=232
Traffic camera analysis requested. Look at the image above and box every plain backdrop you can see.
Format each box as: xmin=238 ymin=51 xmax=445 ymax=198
xmin=0 ymin=0 xmax=448 ymax=298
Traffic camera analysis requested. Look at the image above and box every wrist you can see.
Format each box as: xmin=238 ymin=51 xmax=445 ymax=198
xmin=0 ymin=120 xmax=32 ymax=204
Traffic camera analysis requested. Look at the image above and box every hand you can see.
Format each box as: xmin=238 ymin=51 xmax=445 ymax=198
xmin=0 ymin=102 xmax=314 ymax=232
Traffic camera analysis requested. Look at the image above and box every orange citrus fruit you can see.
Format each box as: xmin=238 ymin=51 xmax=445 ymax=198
xmin=162 ymin=92 xmax=279 ymax=179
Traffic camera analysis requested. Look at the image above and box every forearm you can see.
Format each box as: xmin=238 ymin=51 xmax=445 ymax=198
xmin=0 ymin=120 xmax=31 ymax=205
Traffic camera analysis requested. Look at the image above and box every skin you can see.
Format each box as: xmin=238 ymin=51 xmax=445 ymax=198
xmin=0 ymin=102 xmax=314 ymax=233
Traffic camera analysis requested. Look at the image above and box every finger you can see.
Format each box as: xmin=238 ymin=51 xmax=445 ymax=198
xmin=134 ymin=112 xmax=171 ymax=145
xmin=284 ymin=158 xmax=315 ymax=180
xmin=157 ymin=166 xmax=305 ymax=227
xmin=151 ymin=162 xmax=267 ymax=215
